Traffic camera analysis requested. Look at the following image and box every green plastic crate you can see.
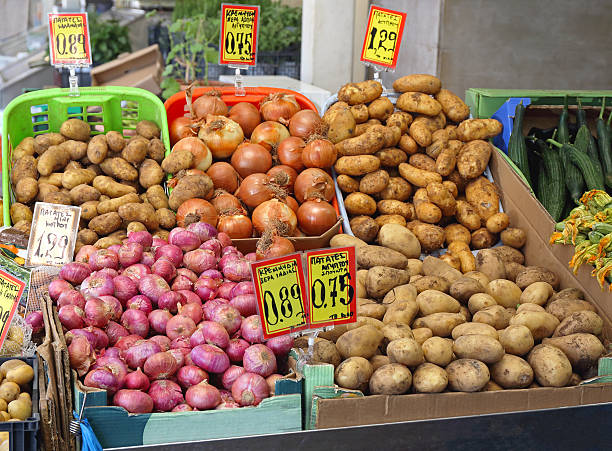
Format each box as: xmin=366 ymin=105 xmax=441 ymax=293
xmin=2 ymin=87 xmax=170 ymax=226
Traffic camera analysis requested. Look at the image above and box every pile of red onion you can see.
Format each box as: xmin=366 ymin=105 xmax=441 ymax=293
xmin=53 ymin=225 xmax=293 ymax=414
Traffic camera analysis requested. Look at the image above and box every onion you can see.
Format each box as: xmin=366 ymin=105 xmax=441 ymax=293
xmin=176 ymin=199 xmax=218 ymax=229
xmin=138 ymin=274 xmax=170 ymax=304
xmin=211 ymin=189 xmax=243 ymax=213
xmin=57 ymin=290 xmax=86 ymax=310
xmin=148 ymin=380 xmax=184 ymax=412
xmin=169 ymin=229 xmax=202 ymax=252
xmin=86 ymin=326 xmax=109 ymax=350
xmin=229 ymin=102 xmax=261 ymax=136
xmin=113 ymin=276 xmax=138 ymax=305
xmin=216 ymin=400 xmax=240 ymax=410
xmin=260 ymin=93 xmax=300 ymax=123
xmin=199 ymin=238 xmax=223 ymax=258
xmin=222 ymin=365 xmax=246 ymax=390
xmin=243 ymin=344 xmax=277 ymax=377
xmin=289 ymin=110 xmax=323 ymax=139
xmin=84 ymin=298 xmax=111 ymax=328
xmin=116 ymin=334 xmax=142 ymax=352
xmin=199 ymin=115 xmax=244 ymax=159
xmin=284 ymin=196 xmax=299 ymax=213
xmin=169 ymin=116 xmax=196 ymax=146
xmin=177 ymin=290 xmax=202 ymax=306
xmin=190 ymin=321 xmax=230 ymax=349
xmin=226 ymin=338 xmax=249 ymax=363
xmin=154 ymin=244 xmax=183 ymax=268
xmin=231 ymin=282 xmax=255 ymax=298
xmin=125 ymin=295 xmax=153 ymax=316
xmin=176 ymin=268 xmax=198 ymax=283
xmin=172 ymin=136 xmax=213 ymax=172
xmin=244 ymin=252 xmax=256 ymax=261
xmin=241 ymin=316 xmax=264 ymax=344
xmin=124 ymin=340 xmax=161 ymax=369
xmin=123 ymin=264 xmax=151 ymax=282
xmin=252 ymin=199 xmax=297 ymax=236
xmin=26 ymin=311 xmax=44 ymax=334
xmin=202 ymin=299 xmax=229 ymax=321
xmin=166 ymin=315 xmax=196 ymax=341
xmin=302 ymin=138 xmax=337 ymax=169
xmin=277 ymin=136 xmax=306 ymax=172
xmin=150 ymin=258 xmax=177 ymax=283
xmin=266 ymin=335 xmax=294 ymax=356
xmin=81 ymin=273 xmax=115 ymax=299
xmin=124 ymin=368 xmax=150 ymax=391
xmin=141 ymin=252 xmax=155 ymax=267
xmin=194 ymin=277 xmax=220 ymax=301
xmin=177 ymin=365 xmax=209 ymax=389
xmin=170 ymin=336 xmax=191 ymax=352
xmin=231 ymin=143 xmax=272 ymax=178
xmin=117 ymin=242 xmax=143 ymax=268
xmin=190 ymin=344 xmax=230 ymax=374
xmin=144 ymin=351 xmax=181 ymax=380
xmin=128 ymin=230 xmax=153 ymax=248
xmin=297 ymin=200 xmax=337 ymax=236
xmin=148 ymin=309 xmax=172 ymax=334
xmin=149 ymin=335 xmax=171 ymax=351
xmin=217 ymin=212 xmax=253 ymax=239
xmin=256 ymin=234 xmax=295 ymax=260
xmin=266 ymin=374 xmax=283 ymax=395
xmin=178 ymin=302 xmax=203 ymax=324
xmin=218 ymin=282 xmax=237 ymax=300
xmin=65 ymin=328 xmax=96 ymax=348
xmin=251 ymin=121 xmax=290 ymax=150
xmin=99 ymin=295 xmax=122 ymax=321
xmin=294 ymin=168 xmax=335 ymax=203
xmin=68 ymin=335 xmax=95 ymax=376
xmin=207 ymin=162 xmax=241 ymax=194
xmin=186 ymin=381 xmax=221 ymax=410
xmin=108 ymin=245 xmax=121 ymax=254
xmin=106 ymin=321 xmax=129 ymax=345
xmin=102 ymin=347 xmax=122 ymax=359
xmin=221 ymin=245 xmax=242 ymax=257
xmin=121 ymin=309 xmax=150 ymax=338
xmin=172 ymin=403 xmax=194 ymax=412
xmin=231 ymin=373 xmax=269 ymax=406
xmin=93 ymin=355 xmax=128 ymax=387
xmin=183 ymin=249 xmax=217 ymax=275
xmin=49 ymin=279 xmax=74 ymax=301
xmin=59 ymin=305 xmax=86 ymax=330
xmin=113 ymin=389 xmax=154 ymax=413
xmin=74 ymin=245 xmax=97 ymax=264
xmin=84 ymin=367 xmax=121 ymax=394
xmin=219 ymin=254 xmax=252 ymax=282
xmin=211 ymin=304 xmax=242 ymax=335
xmin=229 ymin=294 xmax=257 ymax=317
xmin=267 ymin=165 xmax=298 ymax=194
xmin=193 ymin=92 xmax=228 ymax=118
xmin=59 ymin=263 xmax=91 ymax=285
xmin=217 ymin=232 xmax=233 ymax=248
xmin=236 ymin=173 xmax=275 ymax=209
xmin=152 ymin=237 xmax=168 ymax=248
xmin=171 ymin=275 xmax=193 ymax=291
xmin=89 ymin=249 xmax=119 ymax=271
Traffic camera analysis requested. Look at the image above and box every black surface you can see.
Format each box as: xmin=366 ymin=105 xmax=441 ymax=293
xmin=107 ymin=403 xmax=611 ymax=451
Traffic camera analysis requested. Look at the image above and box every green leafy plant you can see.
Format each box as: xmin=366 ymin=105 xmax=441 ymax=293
xmin=89 ymin=13 xmax=131 ymax=65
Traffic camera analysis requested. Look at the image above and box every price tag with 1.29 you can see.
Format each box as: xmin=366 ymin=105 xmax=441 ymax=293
xmin=0 ymin=270 xmax=26 ymax=349
xmin=360 ymin=5 xmax=407 ymax=69
xmin=48 ymin=13 xmax=92 ymax=66
xmin=251 ymin=254 xmax=309 ymax=339
xmin=220 ymin=3 xmax=259 ymax=66
xmin=306 ymin=247 xmax=357 ymax=328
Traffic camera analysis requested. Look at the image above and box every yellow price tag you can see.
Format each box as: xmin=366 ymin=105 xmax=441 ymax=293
xmin=48 ymin=13 xmax=92 ymax=66
xmin=0 ymin=270 xmax=26 ymax=350
xmin=251 ymin=254 xmax=308 ymax=339
xmin=360 ymin=6 xmax=406 ymax=69
xmin=220 ymin=4 xmax=259 ymax=66
xmin=306 ymin=247 xmax=357 ymax=328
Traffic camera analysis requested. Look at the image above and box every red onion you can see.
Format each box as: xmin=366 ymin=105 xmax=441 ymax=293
xmin=222 ymin=365 xmax=246 ymax=390
xmin=177 ymin=365 xmax=209 ymax=389
xmin=148 ymin=380 xmax=184 ymax=412
xmin=222 ymin=245 xmax=241 ymax=256
xmin=151 ymin=258 xmax=177 ymax=282
xmin=141 ymin=252 xmax=155 ymax=267
xmin=231 ymin=281 xmax=255 ymax=298
xmin=149 ymin=335 xmax=171 ymax=351
xmin=84 ymin=298 xmax=110 ymax=328
xmin=166 ymin=315 xmax=196 ymax=341
xmin=121 ymin=308 xmax=150 ymax=338
xmin=89 ymin=249 xmax=119 ymax=271
xmin=243 ymin=344 xmax=277 ymax=377
xmin=123 ymin=264 xmax=151 ymax=282
xmin=220 ymin=255 xmax=251 ymax=282
xmin=178 ymin=302 xmax=203 ymax=324
xmin=152 ymin=237 xmax=168 ymax=247
xmin=99 ymin=295 xmax=122 ymax=321
xmin=265 ymin=335 xmax=293 ymax=357
xmin=187 ymin=222 xmax=218 ymax=241
xmin=57 ymin=290 xmax=86 ymax=310
xmin=128 ymin=230 xmax=153 ymax=248
xmin=118 ymin=242 xmax=144 ymax=267
xmin=113 ymin=389 xmax=153 ymax=413
xmin=148 ymin=309 xmax=172 ymax=334
xmin=26 ymin=310 xmax=44 ymax=334
xmin=231 ymin=373 xmax=269 ymax=406
xmin=219 ymin=389 xmax=234 ymax=402
xmin=171 ymin=275 xmax=193 ymax=291
xmin=218 ymin=282 xmax=237 ymax=299
xmin=194 ymin=277 xmax=219 ymax=301
xmin=138 ymin=274 xmax=170 ymax=304
xmin=49 ymin=279 xmax=74 ymax=301
xmin=59 ymin=305 xmax=86 ymax=330
xmin=172 ymin=403 xmax=194 ymax=412
xmin=168 ymin=348 xmax=186 ymax=367
xmin=216 ymin=400 xmax=240 ymax=409
xmin=68 ymin=335 xmax=95 ymax=376
xmin=169 ymin=228 xmax=201 ymax=252
xmin=266 ymin=374 xmax=283 ymax=395
xmin=200 ymin=238 xmax=222 ymax=258
xmin=229 ymin=294 xmax=257 ymax=317
xmin=201 ymin=269 xmax=223 ymax=280
xmin=113 ymin=276 xmax=138 ymax=305
xmin=95 ymin=353 xmax=128 ymax=380
xmin=210 ymin=304 xmax=241 ymax=335
xmin=81 ymin=273 xmax=115 ymax=299
xmin=84 ymin=367 xmax=121 ymax=394
xmin=116 ymin=334 xmax=142 ymax=352
xmin=177 ymin=268 xmax=198 ymax=282
xmin=186 ymin=381 xmax=221 ymax=410
xmin=190 ymin=322 xmax=229 ymax=349
xmin=158 ymin=291 xmax=184 ymax=313
xmin=241 ymin=315 xmax=264 ymax=344
xmin=102 ymin=347 xmax=122 ymax=359
xmin=155 ymin=244 xmax=183 ymax=267
xmin=59 ymin=262 xmax=92 ymax=285
xmin=217 ymin=232 xmax=233 ymax=248
xmin=125 ymin=340 xmax=162 ymax=369
xmin=106 ymin=321 xmax=129 ymax=345
xmin=86 ymin=326 xmax=109 ymax=350
xmin=97 ymin=267 xmax=119 ymax=278
xmin=107 ymin=244 xmax=121 ymax=254
xmin=124 ymin=368 xmax=150 ymax=391
xmin=169 ymin=335 xmax=190 ymax=349
xmin=177 ymin=290 xmax=202 ymax=306
xmin=65 ymin=328 xmax=96 ymax=347
xmin=126 ymin=295 xmax=153 ymax=316
xmin=244 ymin=252 xmax=257 ymax=262
xmin=226 ymin=338 xmax=250 ymax=362
xmin=144 ymin=351 xmax=181 ymax=380
xmin=191 ymin=344 xmax=230 ymax=373
xmin=75 ymin=245 xmax=97 ymax=264
xmin=202 ymin=299 xmax=229 ymax=321
xmin=183 ymin=249 xmax=216 ymax=275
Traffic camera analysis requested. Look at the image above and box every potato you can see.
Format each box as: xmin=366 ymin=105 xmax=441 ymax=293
xmin=415 ymin=199 xmax=442 ymax=224
xmin=446 ymin=359 xmax=490 ymax=392
xmin=168 ymin=174 xmax=214 ymax=211
xmin=0 ymin=381 xmax=20 ymax=402
xmin=553 ymin=311 xmax=603 ymax=337
xmin=550 ymin=288 xmax=584 ymax=302
xmin=398 ymin=163 xmax=442 ymax=188
xmin=465 ymin=177 xmax=500 ymax=221
xmin=464 ymin=271 xmax=490 ymax=289
xmin=420 ymin=337 xmax=452 ymax=366
xmin=385 ymin=338 xmax=423 ymax=367
xmin=36 ymin=182 xmax=58 ymax=202
xmin=444 ymin=224 xmax=471 ymax=245
xmin=9 ymin=203 xmax=32 ymax=224
xmin=473 ymin=305 xmax=513 ymax=330
xmin=392 ymin=74 xmax=440 ymax=94
xmin=104 ymin=130 xmax=125 ymax=152
xmin=92 ymin=175 xmax=135 ymax=199
xmin=336 ymin=325 xmax=384 ymax=359
xmin=368 ymin=97 xmax=394 ymax=121
xmin=382 ymin=283 xmax=417 ymax=306
xmin=323 ymin=105 xmax=356 ymax=143
xmin=346 ymin=316 xmax=384 ymax=332
xmin=528 ymin=344 xmax=572 ymax=387
xmin=412 ymin=312 xmax=466 ymax=337
xmin=67 ymin=184 xmax=99 ymax=205
xmin=397 ymin=92 xmax=442 ymax=117
xmin=12 ymin=137 xmax=39 ymax=160
xmin=434 ymin=145 xmax=457 ymax=176
xmin=409 ymin=363 xmax=448 ymax=394
xmin=448 ymin=277 xmax=482 ymax=304
xmin=543 ymin=333 xmax=605 ymax=372
xmin=357 ymin=245 xmax=408 ymax=270
xmin=426 ymin=182 xmax=456 ymax=216
xmin=501 ymin=228 xmax=527 ymax=248
xmin=5 ymin=364 xmax=33 ymax=385
xmin=35 ymin=132 xmax=65 ymax=152
xmin=119 ymin=139 xmax=146 ymax=165
xmin=8 ymin=398 xmax=32 ymax=421
xmin=377 ymin=224 xmax=421 ymax=259
xmin=369 ymin=363 xmax=413 ymax=395
xmin=97 ymin=193 xmax=141 ymax=215
xmin=515 ymin=266 xmax=560 ymax=291
xmin=0 ymin=360 xmax=26 ymax=377
xmin=509 ymin=311 xmax=559 ymax=341
xmin=409 ymin=153 xmax=436 ymax=172
xmin=448 ymin=241 xmax=470 ymax=256
xmin=312 ymin=339 xmax=342 ymax=367
xmin=149 ymin=138 xmax=166 ymax=162
xmin=376 ymin=200 xmax=411 ymax=219
xmin=127 ymin=222 xmax=147 ymax=234
xmin=359 ymin=170 xmax=389 ymax=194
xmin=137 ymin=159 xmax=163 ymax=189
xmin=334 ymin=155 xmax=380 ymax=176
xmin=88 ymin=212 xmax=122 ymax=235
xmin=519 ymin=282 xmax=552 ymax=306
xmin=499 ymin=325 xmax=534 ymax=356
xmin=11 ymin=156 xmax=38 ymax=184
xmin=517 ymin=303 xmax=545 ymax=313
xmin=456 ymin=119 xmax=502 ymax=141
xmin=133 ymin=120 xmax=160 ymax=139
xmin=336 ymin=174 xmax=360 ymax=193
xmin=422 ymin=256 xmax=462 ymax=283
xmin=60 ymin=118 xmax=90 ymax=141
xmin=502 ymin=262 xmax=523 ymax=282
xmin=61 ymin=168 xmax=96 ymax=190
xmin=369 ymin=355 xmax=391 ymax=372
xmin=162 ymin=148 xmax=195 ymax=174
xmin=14 ymin=178 xmax=38 ymax=204
xmin=470 ymin=228 xmax=496 ymax=249
xmin=484 ymin=212 xmax=509 ymax=235
xmin=380 ymin=322 xmax=414 ymax=349
xmin=416 ymin=290 xmax=460 ymax=316
xmin=434 ymin=89 xmax=469 ymax=122
xmin=490 ymin=354 xmax=533 ymax=389
xmin=452 ymin=322 xmax=498 ymax=340
xmin=425 ymin=138 xmax=449 ymax=161
xmin=453 ymin=334 xmax=504 ymax=364
xmin=485 ymin=279 xmax=522 ymax=309
xmin=350 ymin=104 xmax=369 ymax=123
xmin=338 ymin=80 xmax=382 ymax=105
xmin=376 ymin=214 xmax=407 ymax=228
xmin=334 ymin=357 xmax=373 ymax=391
xmin=456 ymin=140 xmax=492 ymax=180
xmin=439 ymin=253 xmax=461 ymax=271
xmin=118 ymin=203 xmax=158 ymax=231
xmin=78 ymin=229 xmax=98 ymax=245
xmin=467 ymin=293 xmax=497 ymax=315
xmin=330 ymin=234 xmax=367 ymax=249
xmin=99 ymin=157 xmax=138 ymax=182
xmin=95 ymin=236 xmax=123 ymax=248
xmin=383 ymin=300 xmax=419 ymax=327
xmin=349 ymin=216 xmax=379 ymax=243
xmin=45 ymin=191 xmax=72 ymax=205
xmin=156 ymin=208 xmax=176 ymax=230
xmin=546 ymin=298 xmax=596 ymax=322
xmin=366 ymin=266 xmax=411 ymax=299
xmin=455 ymin=200 xmax=481 ymax=231
xmin=412 ymin=275 xmax=451 ymax=294
xmin=386 ymin=112 xmax=412 ymax=134
xmin=345 ymin=192 xmax=376 ymax=217
xmin=85 ymin=135 xmax=107 ymax=165
xmin=475 ymin=249 xmax=506 ymax=281
xmin=319 ymin=325 xmax=349 ymax=343
xmin=37 ymin=145 xmax=71 ymax=176
xmin=491 ymin=247 xmax=525 ymax=267
xmin=399 ymin=134 xmax=418 ymax=155
xmin=357 ymin=298 xmax=386 ymax=320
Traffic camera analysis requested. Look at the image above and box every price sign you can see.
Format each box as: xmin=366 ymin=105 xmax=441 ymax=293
xmin=306 ymin=247 xmax=357 ymax=328
xmin=48 ymin=13 xmax=92 ymax=66
xmin=251 ymin=254 xmax=309 ymax=339
xmin=219 ymin=3 xmax=259 ymax=66
xmin=360 ymin=5 xmax=406 ymax=69
xmin=0 ymin=270 xmax=26 ymax=349
xmin=26 ymin=203 xmax=81 ymax=267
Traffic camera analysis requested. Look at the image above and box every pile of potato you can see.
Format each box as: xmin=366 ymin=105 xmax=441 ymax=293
xmin=300 ymin=232 xmax=608 ymax=394
xmin=9 ymin=119 xmax=175 ymax=249
xmin=328 ymin=74 xmax=507 ymax=256
xmin=0 ymin=359 xmax=35 ymax=421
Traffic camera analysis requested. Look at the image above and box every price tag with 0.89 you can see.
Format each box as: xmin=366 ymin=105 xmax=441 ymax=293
xmin=220 ymin=3 xmax=259 ymax=66
xmin=48 ymin=13 xmax=92 ymax=66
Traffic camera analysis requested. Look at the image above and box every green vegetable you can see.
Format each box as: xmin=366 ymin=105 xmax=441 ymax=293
xmin=592 ymin=222 xmax=612 ymax=235
xmin=536 ymin=139 xmax=565 ymax=221
xmin=548 ymin=139 xmax=605 ymax=191
xmin=596 ymin=98 xmax=612 ymax=188
xmin=575 ymin=125 xmax=604 ymax=183
xmin=508 ymin=102 xmax=532 ymax=187
xmin=557 ymin=96 xmax=570 ymax=144
xmin=588 ymin=231 xmax=605 ymax=244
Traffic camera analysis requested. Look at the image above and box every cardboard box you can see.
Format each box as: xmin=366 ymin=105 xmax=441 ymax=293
xmin=91 ymin=45 xmax=163 ymax=95
xmin=306 ymin=148 xmax=612 ymax=430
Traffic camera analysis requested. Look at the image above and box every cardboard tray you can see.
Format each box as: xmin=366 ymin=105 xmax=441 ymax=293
xmin=304 ymin=148 xmax=612 ymax=430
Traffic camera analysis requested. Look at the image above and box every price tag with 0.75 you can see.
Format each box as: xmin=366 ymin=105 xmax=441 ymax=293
xmin=219 ymin=3 xmax=259 ymax=66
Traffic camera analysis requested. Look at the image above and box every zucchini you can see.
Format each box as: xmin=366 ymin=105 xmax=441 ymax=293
xmin=551 ymin=139 xmax=584 ymax=204
xmin=548 ymin=139 xmax=604 ymax=191
xmin=574 ymin=125 xmax=590 ymax=153
xmin=536 ymin=139 xmax=565 ymax=221
xmin=588 ymin=231 xmax=605 ymax=244
xmin=507 ymin=102 xmax=532 ymax=187
xmin=557 ymin=96 xmax=570 ymax=144
xmin=576 ymin=125 xmax=605 ymax=184
xmin=596 ymin=98 xmax=612 ymax=188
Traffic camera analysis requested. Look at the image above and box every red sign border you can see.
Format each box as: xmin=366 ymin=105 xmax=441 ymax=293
xmin=48 ymin=13 xmax=92 ymax=66
xmin=250 ymin=253 xmax=309 ymax=339
xmin=360 ymin=5 xmax=407 ymax=69
xmin=0 ymin=270 xmax=26 ymax=350
xmin=305 ymin=246 xmax=357 ymax=329
xmin=219 ymin=4 xmax=259 ymax=66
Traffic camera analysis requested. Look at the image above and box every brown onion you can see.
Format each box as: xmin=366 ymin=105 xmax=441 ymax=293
xmin=207 ymin=162 xmax=241 ymax=193
xmin=231 ymin=143 xmax=272 ymax=178
xmin=277 ymin=137 xmax=306 ymax=172
xmin=267 ymin=165 xmax=297 ymax=194
xmin=260 ymin=93 xmax=301 ymax=123
xmin=199 ymin=115 xmax=244 ymax=159
xmin=294 ymin=168 xmax=335 ymax=203
xmin=284 ymin=196 xmax=299 ymax=213
xmin=193 ymin=92 xmax=228 ymax=118
xmin=251 ymin=121 xmax=290 ymax=150
xmin=229 ymin=102 xmax=261 ymax=137
xmin=169 ymin=116 xmax=196 ymax=146
xmin=256 ymin=233 xmax=295 ymax=260
xmin=289 ymin=110 xmax=323 ymax=139
xmin=217 ymin=212 xmax=253 ymax=239
xmin=252 ymin=199 xmax=297 ymax=236
xmin=236 ymin=173 xmax=275 ymax=208
xmin=297 ymin=200 xmax=337 ymax=236
xmin=172 ymin=137 xmax=212 ymax=172
xmin=211 ymin=190 xmax=243 ymax=213
xmin=176 ymin=199 xmax=218 ymax=228
xmin=302 ymin=138 xmax=337 ymax=169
